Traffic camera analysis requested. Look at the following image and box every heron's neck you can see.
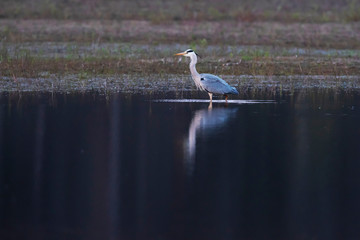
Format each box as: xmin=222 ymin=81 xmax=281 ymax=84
xmin=189 ymin=54 xmax=201 ymax=80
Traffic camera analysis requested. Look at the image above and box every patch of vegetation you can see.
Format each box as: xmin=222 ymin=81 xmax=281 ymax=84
xmin=1 ymin=42 xmax=359 ymax=79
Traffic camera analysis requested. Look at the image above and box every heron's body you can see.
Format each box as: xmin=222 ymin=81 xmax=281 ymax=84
xmin=175 ymin=49 xmax=239 ymax=102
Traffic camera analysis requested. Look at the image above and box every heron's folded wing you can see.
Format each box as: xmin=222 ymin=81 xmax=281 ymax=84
xmin=200 ymin=74 xmax=236 ymax=94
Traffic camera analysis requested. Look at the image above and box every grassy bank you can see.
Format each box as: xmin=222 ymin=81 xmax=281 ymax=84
xmin=1 ymin=42 xmax=360 ymax=78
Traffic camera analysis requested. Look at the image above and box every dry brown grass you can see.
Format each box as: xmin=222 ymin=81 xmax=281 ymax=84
xmin=1 ymin=0 xmax=360 ymax=23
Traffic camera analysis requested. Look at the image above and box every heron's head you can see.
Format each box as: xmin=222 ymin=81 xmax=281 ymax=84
xmin=174 ymin=49 xmax=199 ymax=58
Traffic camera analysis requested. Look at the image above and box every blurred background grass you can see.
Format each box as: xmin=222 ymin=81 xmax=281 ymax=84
xmin=1 ymin=0 xmax=360 ymax=22
xmin=1 ymin=0 xmax=360 ymax=78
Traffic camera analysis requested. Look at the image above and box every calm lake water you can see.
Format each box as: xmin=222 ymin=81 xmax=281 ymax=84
xmin=1 ymin=90 xmax=360 ymax=240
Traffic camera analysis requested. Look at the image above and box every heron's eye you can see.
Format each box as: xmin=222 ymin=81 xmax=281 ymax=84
xmin=186 ymin=50 xmax=194 ymax=53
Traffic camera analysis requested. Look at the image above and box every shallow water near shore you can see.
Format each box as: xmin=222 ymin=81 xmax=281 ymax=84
xmin=1 ymin=89 xmax=360 ymax=239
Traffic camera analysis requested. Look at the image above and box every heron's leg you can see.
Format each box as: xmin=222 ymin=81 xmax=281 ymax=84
xmin=224 ymin=95 xmax=228 ymax=102
xmin=208 ymin=92 xmax=213 ymax=103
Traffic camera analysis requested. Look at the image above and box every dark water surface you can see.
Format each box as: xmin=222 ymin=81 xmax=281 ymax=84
xmin=1 ymin=90 xmax=360 ymax=240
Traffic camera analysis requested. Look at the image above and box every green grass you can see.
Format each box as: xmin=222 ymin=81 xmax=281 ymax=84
xmin=1 ymin=53 xmax=359 ymax=79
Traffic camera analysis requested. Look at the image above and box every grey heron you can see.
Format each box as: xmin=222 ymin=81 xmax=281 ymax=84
xmin=175 ymin=49 xmax=239 ymax=103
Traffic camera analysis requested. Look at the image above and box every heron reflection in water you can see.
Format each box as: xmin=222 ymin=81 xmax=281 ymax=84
xmin=175 ymin=49 xmax=239 ymax=104
xmin=184 ymin=106 xmax=238 ymax=175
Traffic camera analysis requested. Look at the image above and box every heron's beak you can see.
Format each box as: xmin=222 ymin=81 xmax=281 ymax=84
xmin=174 ymin=52 xmax=186 ymax=56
